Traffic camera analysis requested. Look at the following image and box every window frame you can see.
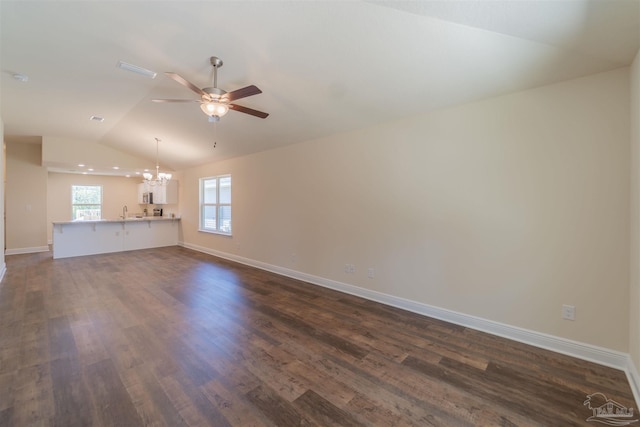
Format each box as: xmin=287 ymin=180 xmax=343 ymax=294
xmin=199 ymin=174 xmax=232 ymax=235
xmin=71 ymin=185 xmax=103 ymax=221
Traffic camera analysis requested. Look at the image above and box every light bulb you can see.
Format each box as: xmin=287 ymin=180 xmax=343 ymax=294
xmin=201 ymin=101 xmax=229 ymax=118
xmin=215 ymin=103 xmax=228 ymax=116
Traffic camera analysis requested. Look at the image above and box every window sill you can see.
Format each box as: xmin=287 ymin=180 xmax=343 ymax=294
xmin=198 ymin=228 xmax=232 ymax=237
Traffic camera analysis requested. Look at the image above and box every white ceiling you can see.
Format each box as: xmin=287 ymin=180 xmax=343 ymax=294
xmin=1 ymin=1 xmax=639 ymax=175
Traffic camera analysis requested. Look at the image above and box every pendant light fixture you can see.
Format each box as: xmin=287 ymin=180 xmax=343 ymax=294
xmin=143 ymin=138 xmax=172 ymax=186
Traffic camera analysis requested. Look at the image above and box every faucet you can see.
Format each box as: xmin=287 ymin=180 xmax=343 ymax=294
xmin=122 ymin=205 xmax=128 ymax=219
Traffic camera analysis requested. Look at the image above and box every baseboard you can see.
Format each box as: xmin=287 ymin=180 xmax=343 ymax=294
xmin=0 ymin=264 xmax=6 ymax=283
xmin=5 ymin=246 xmax=50 ymax=256
xmin=180 ymin=241 xmax=637 ymax=397
xmin=626 ymin=356 xmax=640 ymax=410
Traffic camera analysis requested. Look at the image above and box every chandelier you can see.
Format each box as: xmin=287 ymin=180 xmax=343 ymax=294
xmin=143 ymin=138 xmax=172 ymax=185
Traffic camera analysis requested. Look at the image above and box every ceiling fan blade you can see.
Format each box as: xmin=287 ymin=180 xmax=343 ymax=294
xmin=224 ymin=85 xmax=262 ymax=102
xmin=151 ymin=99 xmax=200 ymax=103
xmin=165 ymin=72 xmax=207 ymax=97
xmin=229 ymin=103 xmax=269 ymax=119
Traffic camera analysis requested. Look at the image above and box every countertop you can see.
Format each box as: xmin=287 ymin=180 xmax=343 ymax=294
xmin=53 ymin=216 xmax=181 ymax=225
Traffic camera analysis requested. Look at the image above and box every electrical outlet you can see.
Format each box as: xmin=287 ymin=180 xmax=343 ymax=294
xmin=367 ymin=268 xmax=375 ymax=278
xmin=562 ymin=304 xmax=576 ymax=321
xmin=344 ymin=264 xmax=356 ymax=273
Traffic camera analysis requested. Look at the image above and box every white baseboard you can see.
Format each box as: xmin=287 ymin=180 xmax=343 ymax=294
xmin=5 ymin=246 xmax=50 ymax=256
xmin=626 ymin=356 xmax=640 ymax=410
xmin=180 ymin=241 xmax=640 ymax=407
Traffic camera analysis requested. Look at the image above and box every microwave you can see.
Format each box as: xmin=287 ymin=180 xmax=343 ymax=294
xmin=142 ymin=192 xmax=153 ymax=204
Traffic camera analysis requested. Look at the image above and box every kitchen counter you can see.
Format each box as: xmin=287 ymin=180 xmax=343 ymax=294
xmin=52 ymin=217 xmax=181 ymax=259
xmin=53 ymin=216 xmax=180 ymax=225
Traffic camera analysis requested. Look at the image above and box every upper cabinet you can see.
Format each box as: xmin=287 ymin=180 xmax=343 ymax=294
xmin=137 ymin=183 xmax=145 ymax=204
xmin=138 ymin=180 xmax=178 ymax=205
xmin=154 ymin=180 xmax=178 ymax=204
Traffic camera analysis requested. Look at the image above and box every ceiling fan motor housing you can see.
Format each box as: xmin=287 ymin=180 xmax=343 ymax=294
xmin=203 ymin=87 xmax=227 ymax=101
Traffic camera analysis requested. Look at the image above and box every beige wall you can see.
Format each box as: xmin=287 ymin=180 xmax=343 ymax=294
xmin=47 ymin=172 xmax=148 ymax=240
xmin=630 ymin=50 xmax=640 ymax=374
xmin=5 ymin=140 xmax=48 ymax=252
xmin=0 ymin=119 xmax=5 ymax=272
xmin=180 ymin=67 xmax=630 ymax=351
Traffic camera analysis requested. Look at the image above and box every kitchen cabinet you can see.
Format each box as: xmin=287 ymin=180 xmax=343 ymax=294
xmin=138 ymin=180 xmax=178 ymax=205
xmin=52 ymin=221 xmax=124 ymax=258
xmin=52 ymin=218 xmax=181 ymax=259
xmin=154 ymin=180 xmax=178 ymax=204
xmin=123 ymin=220 xmax=179 ymax=251
xmin=137 ymin=183 xmax=145 ymax=204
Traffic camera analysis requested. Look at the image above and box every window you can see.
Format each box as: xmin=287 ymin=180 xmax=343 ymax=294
xmin=71 ymin=185 xmax=102 ymax=220
xmin=199 ymin=175 xmax=232 ymax=234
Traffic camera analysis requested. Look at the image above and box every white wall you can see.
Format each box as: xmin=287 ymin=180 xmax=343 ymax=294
xmin=180 ymin=67 xmax=630 ymax=352
xmin=630 ymin=50 xmax=640 ymax=378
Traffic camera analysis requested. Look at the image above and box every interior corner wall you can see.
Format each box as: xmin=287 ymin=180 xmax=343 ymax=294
xmin=630 ymin=50 xmax=640 ymax=375
xmin=0 ymin=119 xmax=5 ymax=274
xmin=5 ymin=140 xmax=48 ymax=252
xmin=181 ymin=67 xmax=630 ymax=352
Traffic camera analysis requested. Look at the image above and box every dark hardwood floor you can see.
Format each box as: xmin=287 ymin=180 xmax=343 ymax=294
xmin=0 ymin=246 xmax=636 ymax=426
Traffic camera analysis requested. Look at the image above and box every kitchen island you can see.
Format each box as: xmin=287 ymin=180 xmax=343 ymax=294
xmin=52 ymin=217 xmax=181 ymax=259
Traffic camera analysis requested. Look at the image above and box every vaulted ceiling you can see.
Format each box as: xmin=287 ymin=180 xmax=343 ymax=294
xmin=1 ymin=1 xmax=639 ymax=175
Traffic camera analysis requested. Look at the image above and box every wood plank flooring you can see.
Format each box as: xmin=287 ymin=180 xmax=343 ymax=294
xmin=0 ymin=246 xmax=636 ymax=426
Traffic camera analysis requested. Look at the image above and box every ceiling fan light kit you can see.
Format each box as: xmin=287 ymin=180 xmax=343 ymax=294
xmin=152 ymin=56 xmax=268 ymax=121
xmin=200 ymin=86 xmax=229 ymax=118
xmin=200 ymin=102 xmax=228 ymax=116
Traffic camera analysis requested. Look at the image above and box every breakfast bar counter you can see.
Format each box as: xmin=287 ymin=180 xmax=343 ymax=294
xmin=52 ymin=217 xmax=181 ymax=259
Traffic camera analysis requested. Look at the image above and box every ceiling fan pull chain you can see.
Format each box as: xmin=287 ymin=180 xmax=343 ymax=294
xmin=213 ymin=121 xmax=218 ymax=149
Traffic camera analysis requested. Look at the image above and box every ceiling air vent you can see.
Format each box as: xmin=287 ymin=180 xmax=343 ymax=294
xmin=116 ymin=61 xmax=157 ymax=79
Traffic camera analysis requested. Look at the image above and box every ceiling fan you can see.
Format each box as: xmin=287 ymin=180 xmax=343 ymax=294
xmin=152 ymin=56 xmax=268 ymax=122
